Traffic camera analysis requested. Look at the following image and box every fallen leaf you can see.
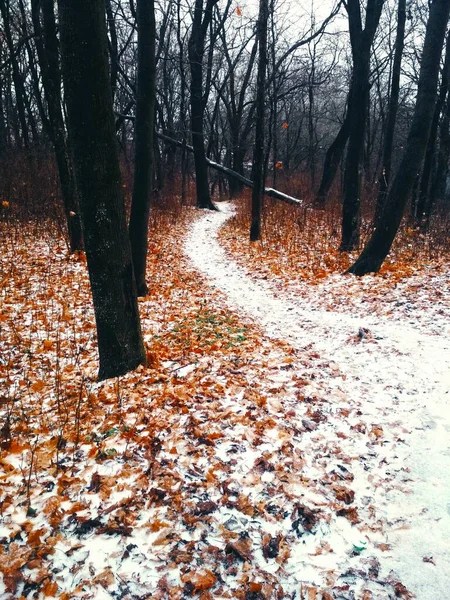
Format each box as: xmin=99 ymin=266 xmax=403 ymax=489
xmin=225 ymin=533 xmax=253 ymax=562
xmin=182 ymin=569 xmax=216 ymax=593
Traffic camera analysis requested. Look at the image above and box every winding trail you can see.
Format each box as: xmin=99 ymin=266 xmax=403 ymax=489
xmin=185 ymin=204 xmax=450 ymax=599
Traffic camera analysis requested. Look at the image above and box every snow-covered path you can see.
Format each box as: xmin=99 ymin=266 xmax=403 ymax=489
xmin=185 ymin=204 xmax=450 ymax=599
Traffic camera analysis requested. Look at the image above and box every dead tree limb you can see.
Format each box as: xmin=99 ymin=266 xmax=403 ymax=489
xmin=156 ymin=131 xmax=302 ymax=207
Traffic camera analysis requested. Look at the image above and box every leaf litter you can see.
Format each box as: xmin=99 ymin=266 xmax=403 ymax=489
xmin=0 ymin=205 xmax=448 ymax=599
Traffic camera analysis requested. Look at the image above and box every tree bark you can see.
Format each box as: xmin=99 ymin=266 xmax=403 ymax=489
xmin=415 ymin=30 xmax=450 ymax=228
xmin=429 ymin=47 xmax=450 ymax=220
xmin=347 ymin=0 xmax=450 ymax=275
xmin=31 ymin=0 xmax=84 ymax=252
xmin=58 ymin=0 xmax=146 ymax=380
xmin=188 ymin=0 xmax=219 ymax=210
xmin=128 ymin=0 xmax=157 ymax=296
xmin=340 ymin=0 xmax=385 ymax=251
xmin=374 ymin=0 xmax=406 ymax=222
xmin=250 ymin=0 xmax=269 ymax=241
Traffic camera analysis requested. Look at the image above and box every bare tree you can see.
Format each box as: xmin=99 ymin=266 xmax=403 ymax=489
xmin=128 ymin=0 xmax=157 ymax=296
xmin=188 ymin=0 xmax=220 ymax=209
xmin=340 ymin=0 xmax=385 ymax=251
xmin=415 ymin=30 xmax=450 ymax=228
xmin=58 ymin=0 xmax=146 ymax=380
xmin=348 ymin=0 xmax=450 ymax=275
xmin=250 ymin=0 xmax=269 ymax=241
xmin=30 ymin=0 xmax=83 ymax=252
xmin=375 ymin=0 xmax=407 ymax=222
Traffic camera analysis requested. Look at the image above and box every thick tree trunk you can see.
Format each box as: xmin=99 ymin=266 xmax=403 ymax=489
xmin=340 ymin=0 xmax=384 ymax=250
xmin=250 ymin=0 xmax=269 ymax=241
xmin=128 ymin=0 xmax=156 ymax=297
xmin=375 ymin=0 xmax=406 ymax=222
xmin=31 ymin=0 xmax=83 ymax=252
xmin=347 ymin=0 xmax=450 ymax=275
xmin=188 ymin=0 xmax=219 ymax=210
xmin=58 ymin=0 xmax=146 ymax=380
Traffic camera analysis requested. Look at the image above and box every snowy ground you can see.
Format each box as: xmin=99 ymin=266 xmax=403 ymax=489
xmin=185 ymin=203 xmax=450 ymax=599
xmin=1 ymin=206 xmax=449 ymax=599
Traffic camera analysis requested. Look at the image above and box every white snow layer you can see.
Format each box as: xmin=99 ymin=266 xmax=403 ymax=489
xmin=184 ymin=203 xmax=450 ymax=599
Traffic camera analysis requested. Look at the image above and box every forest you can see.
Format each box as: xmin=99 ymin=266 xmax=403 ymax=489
xmin=0 ymin=0 xmax=450 ymax=598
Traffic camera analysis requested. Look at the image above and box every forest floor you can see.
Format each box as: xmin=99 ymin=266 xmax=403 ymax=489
xmin=0 ymin=202 xmax=449 ymax=600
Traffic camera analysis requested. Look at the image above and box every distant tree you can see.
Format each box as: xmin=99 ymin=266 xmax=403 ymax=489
xmin=314 ymin=94 xmax=351 ymax=208
xmin=374 ymin=0 xmax=406 ymax=222
xmin=429 ymin=36 xmax=450 ymax=220
xmin=30 ymin=0 xmax=83 ymax=252
xmin=128 ymin=0 xmax=157 ymax=296
xmin=188 ymin=0 xmax=220 ymax=210
xmin=58 ymin=0 xmax=146 ymax=380
xmin=250 ymin=0 xmax=269 ymax=241
xmin=340 ymin=0 xmax=385 ymax=251
xmin=0 ymin=0 xmax=30 ymax=148
xmin=215 ymin=23 xmax=258 ymax=197
xmin=348 ymin=0 xmax=450 ymax=275
xmin=415 ymin=30 xmax=450 ymax=228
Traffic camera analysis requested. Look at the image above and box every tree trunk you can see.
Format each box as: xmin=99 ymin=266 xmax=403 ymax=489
xmin=58 ymin=0 xmax=146 ymax=380
xmin=375 ymin=0 xmax=406 ymax=222
xmin=105 ymin=0 xmax=119 ymax=102
xmin=31 ymin=0 xmax=83 ymax=252
xmin=18 ymin=0 xmax=51 ymax=139
xmin=0 ymin=0 xmax=30 ymax=148
xmin=188 ymin=0 xmax=219 ymax=210
xmin=250 ymin=0 xmax=269 ymax=241
xmin=0 ymin=77 xmax=7 ymax=157
xmin=415 ymin=30 xmax=450 ymax=228
xmin=314 ymin=97 xmax=351 ymax=208
xmin=340 ymin=0 xmax=384 ymax=251
xmin=347 ymin=0 xmax=450 ymax=275
xmin=429 ymin=53 xmax=450 ymax=220
xmin=176 ymin=0 xmax=188 ymax=203
xmin=128 ymin=0 xmax=156 ymax=297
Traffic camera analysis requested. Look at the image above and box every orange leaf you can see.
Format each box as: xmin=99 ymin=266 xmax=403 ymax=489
xmin=27 ymin=528 xmax=45 ymax=548
xmin=182 ymin=569 xmax=216 ymax=592
xmin=42 ymin=580 xmax=58 ymax=597
xmin=31 ymin=380 xmax=46 ymax=393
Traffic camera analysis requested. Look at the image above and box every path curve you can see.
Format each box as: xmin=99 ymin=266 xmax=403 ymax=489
xmin=185 ymin=203 xmax=450 ymax=599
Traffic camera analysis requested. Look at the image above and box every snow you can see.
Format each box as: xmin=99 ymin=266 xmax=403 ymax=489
xmin=1 ymin=205 xmax=449 ymax=599
xmin=185 ymin=202 xmax=450 ymax=599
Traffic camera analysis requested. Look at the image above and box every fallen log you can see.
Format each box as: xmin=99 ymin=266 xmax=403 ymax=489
xmin=156 ymin=132 xmax=302 ymax=207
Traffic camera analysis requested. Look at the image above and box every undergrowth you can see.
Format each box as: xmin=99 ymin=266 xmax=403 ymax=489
xmin=220 ymin=179 xmax=450 ymax=284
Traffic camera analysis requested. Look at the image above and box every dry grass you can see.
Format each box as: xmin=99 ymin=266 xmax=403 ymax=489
xmin=220 ymin=176 xmax=450 ymax=285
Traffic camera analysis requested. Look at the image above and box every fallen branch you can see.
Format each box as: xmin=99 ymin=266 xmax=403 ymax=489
xmin=156 ymin=132 xmax=302 ymax=207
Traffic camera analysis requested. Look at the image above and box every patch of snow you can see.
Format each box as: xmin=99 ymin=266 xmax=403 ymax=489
xmin=185 ymin=203 xmax=450 ymax=599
